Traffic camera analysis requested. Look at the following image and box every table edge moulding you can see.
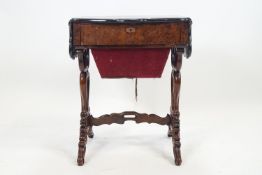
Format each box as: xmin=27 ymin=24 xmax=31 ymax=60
xmin=68 ymin=17 xmax=192 ymax=166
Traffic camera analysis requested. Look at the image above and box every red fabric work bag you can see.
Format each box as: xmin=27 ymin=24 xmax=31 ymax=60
xmin=91 ymin=48 xmax=170 ymax=78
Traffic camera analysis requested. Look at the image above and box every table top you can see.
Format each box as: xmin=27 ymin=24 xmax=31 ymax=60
xmin=69 ymin=17 xmax=192 ymax=24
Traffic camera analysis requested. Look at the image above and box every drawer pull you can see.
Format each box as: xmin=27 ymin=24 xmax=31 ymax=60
xmin=126 ymin=27 xmax=136 ymax=33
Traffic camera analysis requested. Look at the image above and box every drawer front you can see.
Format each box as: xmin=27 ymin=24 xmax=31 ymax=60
xmin=72 ymin=23 xmax=190 ymax=47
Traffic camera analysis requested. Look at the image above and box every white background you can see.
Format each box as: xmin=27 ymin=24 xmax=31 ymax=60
xmin=1 ymin=0 xmax=262 ymax=174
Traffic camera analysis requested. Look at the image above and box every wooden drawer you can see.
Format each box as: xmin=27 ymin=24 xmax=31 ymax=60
xmin=71 ymin=20 xmax=190 ymax=47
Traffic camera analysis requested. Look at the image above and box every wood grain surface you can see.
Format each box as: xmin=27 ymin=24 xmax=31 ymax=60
xmin=72 ymin=23 xmax=189 ymax=47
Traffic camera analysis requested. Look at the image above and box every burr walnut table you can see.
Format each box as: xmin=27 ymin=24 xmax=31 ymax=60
xmin=68 ymin=17 xmax=192 ymax=166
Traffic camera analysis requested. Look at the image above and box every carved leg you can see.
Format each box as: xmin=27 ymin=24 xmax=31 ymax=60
xmin=77 ymin=111 xmax=88 ymax=165
xmin=170 ymin=48 xmax=183 ymax=165
xmin=77 ymin=50 xmax=92 ymax=166
xmin=172 ymin=112 xmax=181 ymax=165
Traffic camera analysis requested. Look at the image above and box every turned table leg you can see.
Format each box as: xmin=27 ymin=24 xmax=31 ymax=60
xmin=170 ymin=48 xmax=183 ymax=165
xmin=76 ymin=49 xmax=93 ymax=166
